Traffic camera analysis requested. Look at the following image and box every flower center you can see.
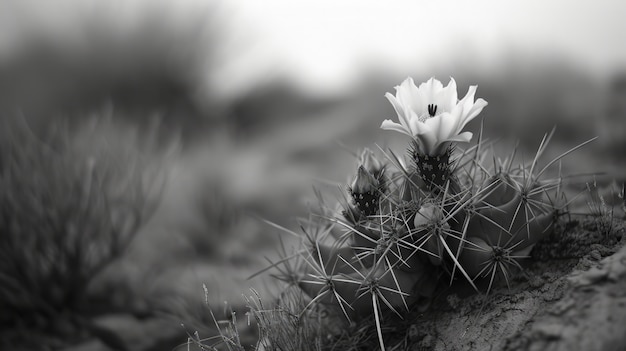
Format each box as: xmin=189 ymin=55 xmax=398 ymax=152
xmin=427 ymin=104 xmax=438 ymax=117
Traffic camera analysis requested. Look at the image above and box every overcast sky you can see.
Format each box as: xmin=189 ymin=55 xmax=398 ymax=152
xmin=2 ymin=0 xmax=625 ymax=99
xmin=215 ymin=0 xmax=626 ymax=96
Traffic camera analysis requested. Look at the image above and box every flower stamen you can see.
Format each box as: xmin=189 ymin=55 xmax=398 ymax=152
xmin=427 ymin=104 xmax=438 ymax=117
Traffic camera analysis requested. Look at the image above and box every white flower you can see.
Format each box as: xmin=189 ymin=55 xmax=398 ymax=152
xmin=381 ymin=77 xmax=488 ymax=155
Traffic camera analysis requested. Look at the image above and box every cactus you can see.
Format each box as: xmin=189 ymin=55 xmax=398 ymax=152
xmin=262 ymin=77 xmax=593 ymax=351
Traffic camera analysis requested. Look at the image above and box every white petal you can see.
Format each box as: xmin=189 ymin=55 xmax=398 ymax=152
xmin=395 ymin=77 xmax=413 ymax=99
xmin=456 ymin=85 xmax=487 ymax=130
xmin=439 ymin=113 xmax=459 ymax=141
xmin=445 ymin=131 xmax=473 ymax=143
xmin=410 ymin=118 xmax=433 ymax=136
xmin=421 ymin=77 xmax=444 ymax=93
xmin=459 ymin=85 xmax=477 ymax=113
xmin=424 ymin=113 xmax=456 ymax=142
xmin=459 ymin=97 xmax=488 ymax=131
xmin=418 ymin=78 xmax=443 ymax=114
xmin=462 ymin=84 xmax=477 ymax=99
xmin=447 ymin=101 xmax=465 ymax=132
xmin=381 ymin=119 xmax=412 ymax=136
xmin=439 ymin=77 xmax=458 ymax=112
xmin=397 ymin=77 xmax=422 ymax=115
xmin=412 ymin=122 xmax=437 ymax=154
xmin=430 ymin=78 xmax=444 ymax=94
xmin=467 ymin=98 xmax=488 ymax=120
xmin=385 ymin=92 xmax=410 ymax=130
xmin=459 ymin=85 xmax=477 ymax=112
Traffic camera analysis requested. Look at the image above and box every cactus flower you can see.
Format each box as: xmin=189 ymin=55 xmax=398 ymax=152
xmin=381 ymin=77 xmax=488 ymax=155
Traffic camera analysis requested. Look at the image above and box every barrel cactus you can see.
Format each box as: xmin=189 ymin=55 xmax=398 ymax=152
xmin=273 ymin=77 xmax=581 ymax=350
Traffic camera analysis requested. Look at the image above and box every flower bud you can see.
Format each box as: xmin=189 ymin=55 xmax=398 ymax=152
xmin=358 ymin=148 xmax=383 ymax=175
xmin=350 ymin=166 xmax=380 ymax=216
xmin=351 ymin=166 xmax=379 ymax=194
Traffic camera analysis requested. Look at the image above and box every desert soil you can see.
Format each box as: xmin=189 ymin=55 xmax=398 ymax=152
xmin=387 ymin=217 xmax=626 ymax=351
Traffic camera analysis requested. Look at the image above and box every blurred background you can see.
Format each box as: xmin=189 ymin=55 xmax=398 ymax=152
xmin=1 ymin=0 xmax=625 ymax=350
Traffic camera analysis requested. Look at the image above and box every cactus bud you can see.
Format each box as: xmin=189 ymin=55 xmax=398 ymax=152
xmin=358 ymin=148 xmax=384 ymax=175
xmin=350 ymin=166 xmax=381 ymax=216
xmin=359 ymin=148 xmax=387 ymax=193
xmin=351 ymin=166 xmax=378 ymax=193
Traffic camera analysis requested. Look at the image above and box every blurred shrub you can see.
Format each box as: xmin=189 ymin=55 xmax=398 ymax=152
xmin=0 ymin=116 xmax=166 ymax=340
xmin=0 ymin=0 xmax=237 ymax=140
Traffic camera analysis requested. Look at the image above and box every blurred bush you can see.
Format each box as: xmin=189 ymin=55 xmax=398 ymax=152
xmin=0 ymin=116 xmax=167 ymax=347
xmin=0 ymin=0 xmax=237 ymax=139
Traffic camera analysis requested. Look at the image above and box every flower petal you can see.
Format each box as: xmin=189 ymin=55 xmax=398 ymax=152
xmin=424 ymin=112 xmax=456 ymax=142
xmin=381 ymin=76 xmax=486 ymax=155
xmin=381 ymin=119 xmax=412 ymax=136
xmin=385 ymin=92 xmax=411 ymax=130
xmin=410 ymin=118 xmax=434 ymax=136
xmin=396 ymin=77 xmax=422 ymax=116
xmin=444 ymin=131 xmax=473 ymax=143
xmin=458 ymin=86 xmax=478 ymax=122
xmin=413 ymin=122 xmax=438 ymax=154
xmin=418 ymin=78 xmax=444 ymax=115
xmin=454 ymin=85 xmax=488 ymax=131
xmin=464 ymin=98 xmax=488 ymax=125
xmin=439 ymin=77 xmax=458 ymax=112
